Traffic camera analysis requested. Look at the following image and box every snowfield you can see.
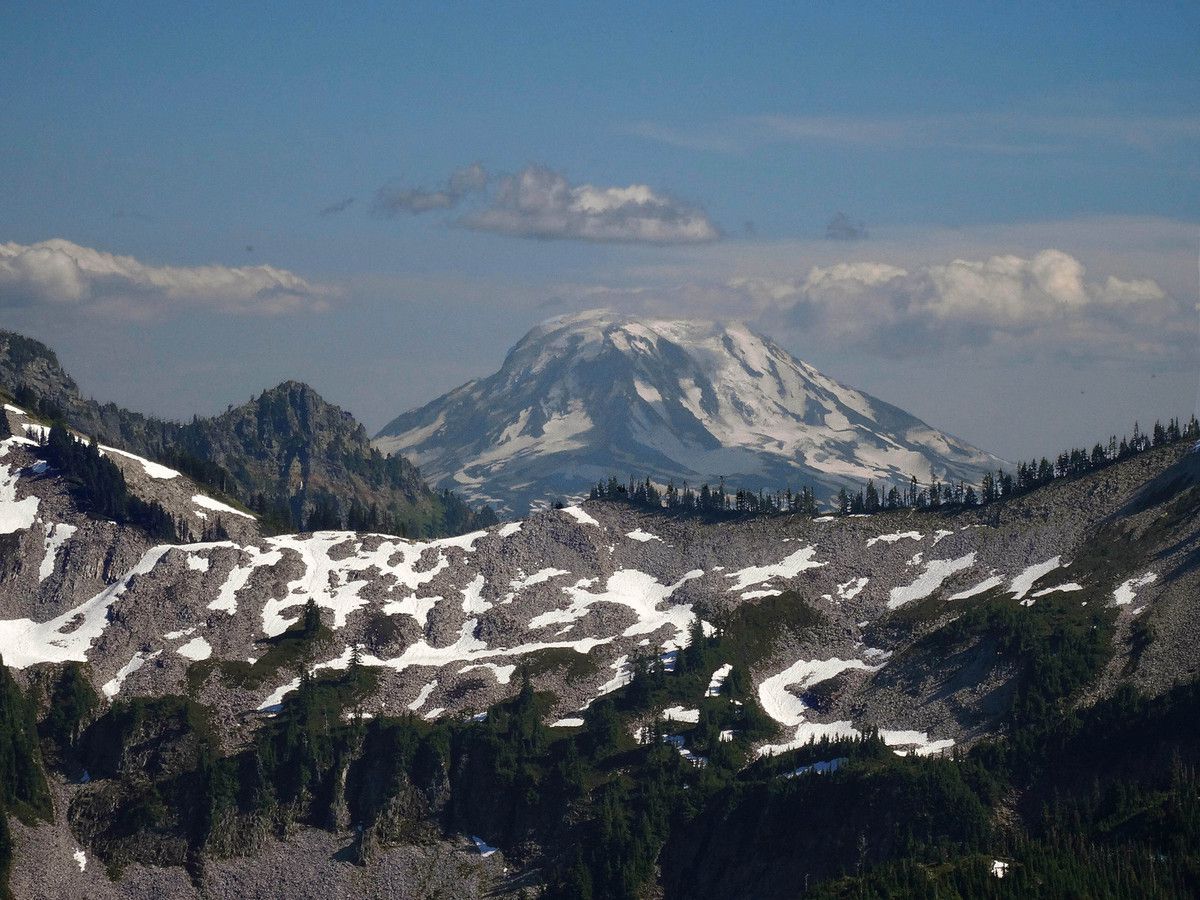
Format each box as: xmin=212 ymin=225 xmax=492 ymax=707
xmin=725 ymin=545 xmax=825 ymax=592
xmin=887 ymin=553 xmax=975 ymax=609
xmin=1113 ymin=572 xmax=1157 ymax=606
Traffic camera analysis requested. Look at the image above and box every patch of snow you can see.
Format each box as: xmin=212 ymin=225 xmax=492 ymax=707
xmin=626 ymin=528 xmax=662 ymax=542
xmin=596 ymin=655 xmax=632 ymax=695
xmin=784 ymin=757 xmax=846 ymax=778
xmin=866 ymin=531 xmax=922 ymax=548
xmin=991 ymin=860 xmax=1009 ymax=879
xmin=39 ymin=522 xmax=77 ymax=581
xmin=101 ymin=650 xmax=161 ymax=698
xmin=887 ymin=553 xmax=976 ymax=609
xmin=836 ymin=577 xmax=869 ymax=601
xmin=176 ymin=636 xmax=212 ymax=661
xmin=497 ymin=521 xmax=522 ymax=537
xmin=759 ymin=720 xmax=861 ymax=757
xmin=460 ymin=574 xmax=491 ymax=615
xmin=529 ymin=569 xmax=702 ymax=648
xmin=880 ymin=730 xmax=955 ymax=756
xmin=560 ymin=505 xmax=599 ymax=526
xmin=661 ymin=706 xmax=700 ymax=723
xmin=510 ymin=567 xmax=570 ymax=591
xmin=740 ymin=588 xmax=782 ymax=600
xmin=551 ymin=717 xmax=585 ymax=728
xmin=210 ymin=546 xmax=283 ymax=615
xmin=423 ymin=707 xmax=445 ymax=720
xmin=382 ymin=594 xmax=440 ymax=627
xmin=948 ymin=575 xmax=1004 ymax=601
xmin=706 ymin=663 xmax=732 ymax=697
xmin=1030 ymin=582 xmax=1083 ymax=598
xmin=191 ymin=493 xmax=255 ymax=520
xmin=471 ymin=835 xmax=499 ymax=857
xmin=0 ymin=454 xmax=40 ymax=535
xmin=258 ymin=677 xmax=300 ymax=712
xmin=0 ymin=544 xmax=172 ymax=668
xmin=1113 ymin=572 xmax=1157 ymax=606
xmin=100 ymin=446 xmax=180 ymax=480
xmin=932 ymin=529 xmax=954 ymax=545
xmin=73 ymin=848 xmax=87 ymax=872
xmin=164 ymin=626 xmax=197 ymax=640
xmin=408 ymin=680 xmax=439 ymax=711
xmin=459 ymin=662 xmax=516 ymax=685
xmin=758 ymin=657 xmax=878 ymax=728
xmin=725 ymin=545 xmax=825 ymax=592
xmin=1010 ymin=556 xmax=1061 ymax=601
xmin=431 ymin=529 xmax=488 ymax=552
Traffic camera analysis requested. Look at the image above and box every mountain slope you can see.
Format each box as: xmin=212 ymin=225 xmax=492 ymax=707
xmin=1 ymin=397 xmax=1198 ymax=896
xmin=0 ymin=330 xmax=494 ymax=537
xmin=374 ymin=310 xmax=1004 ymax=515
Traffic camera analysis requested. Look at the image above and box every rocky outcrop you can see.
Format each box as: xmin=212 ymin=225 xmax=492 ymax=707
xmin=0 ymin=330 xmax=493 ymax=537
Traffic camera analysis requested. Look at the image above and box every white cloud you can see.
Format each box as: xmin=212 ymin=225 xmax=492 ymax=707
xmin=551 ymin=239 xmax=1188 ymax=361
xmin=462 ymin=166 xmax=719 ymax=244
xmin=0 ymin=239 xmax=333 ymax=318
xmin=738 ymin=249 xmax=1183 ymax=356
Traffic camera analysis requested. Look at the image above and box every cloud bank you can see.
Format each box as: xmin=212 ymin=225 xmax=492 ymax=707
xmin=0 ymin=239 xmax=333 ymax=318
xmin=742 ymin=249 xmax=1186 ymax=358
xmin=569 ymin=247 xmax=1188 ymax=361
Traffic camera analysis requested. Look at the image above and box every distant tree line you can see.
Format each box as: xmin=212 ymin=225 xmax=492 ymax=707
xmin=593 ymin=414 xmax=1200 ymax=519
xmin=590 ymin=475 xmax=820 ymax=518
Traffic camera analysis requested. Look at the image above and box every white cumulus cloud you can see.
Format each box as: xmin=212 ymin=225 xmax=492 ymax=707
xmin=735 ymin=249 xmax=1182 ymax=357
xmin=0 ymin=239 xmax=333 ymax=318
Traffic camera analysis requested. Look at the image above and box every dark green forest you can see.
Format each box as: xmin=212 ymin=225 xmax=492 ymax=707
xmin=2 ymin=582 xmax=1199 ymax=898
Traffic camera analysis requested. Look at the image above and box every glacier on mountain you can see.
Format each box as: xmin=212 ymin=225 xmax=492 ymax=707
xmin=374 ymin=310 xmax=1004 ymax=515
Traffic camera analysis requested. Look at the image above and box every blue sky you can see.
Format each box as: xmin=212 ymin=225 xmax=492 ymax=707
xmin=1 ymin=3 xmax=1197 ymax=458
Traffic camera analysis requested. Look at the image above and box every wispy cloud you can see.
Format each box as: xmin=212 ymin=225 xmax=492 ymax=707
xmin=825 ymin=212 xmax=867 ymax=241
xmin=318 ymin=197 xmax=356 ymax=217
xmin=461 ymin=166 xmax=719 ymax=245
xmin=372 ymin=163 xmax=488 ymax=216
xmin=626 ymin=111 xmax=1200 ymax=157
xmin=0 ymin=239 xmax=334 ymax=319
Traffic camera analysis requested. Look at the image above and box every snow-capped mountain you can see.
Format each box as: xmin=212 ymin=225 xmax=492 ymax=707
xmin=374 ymin=311 xmax=1005 ymax=515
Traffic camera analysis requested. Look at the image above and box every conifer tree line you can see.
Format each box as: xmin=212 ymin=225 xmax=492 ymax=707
xmin=590 ymin=475 xmax=820 ymax=517
xmin=592 ymin=414 xmax=1200 ymax=519
xmin=40 ymin=424 xmax=181 ymax=542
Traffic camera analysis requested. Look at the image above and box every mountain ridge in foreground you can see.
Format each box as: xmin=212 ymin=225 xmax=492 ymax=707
xmin=0 ymin=379 xmax=1197 ymax=895
xmin=374 ymin=310 xmax=1006 ymax=515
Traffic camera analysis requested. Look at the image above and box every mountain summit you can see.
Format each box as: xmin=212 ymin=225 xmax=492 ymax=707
xmin=374 ymin=310 xmax=1004 ymax=514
